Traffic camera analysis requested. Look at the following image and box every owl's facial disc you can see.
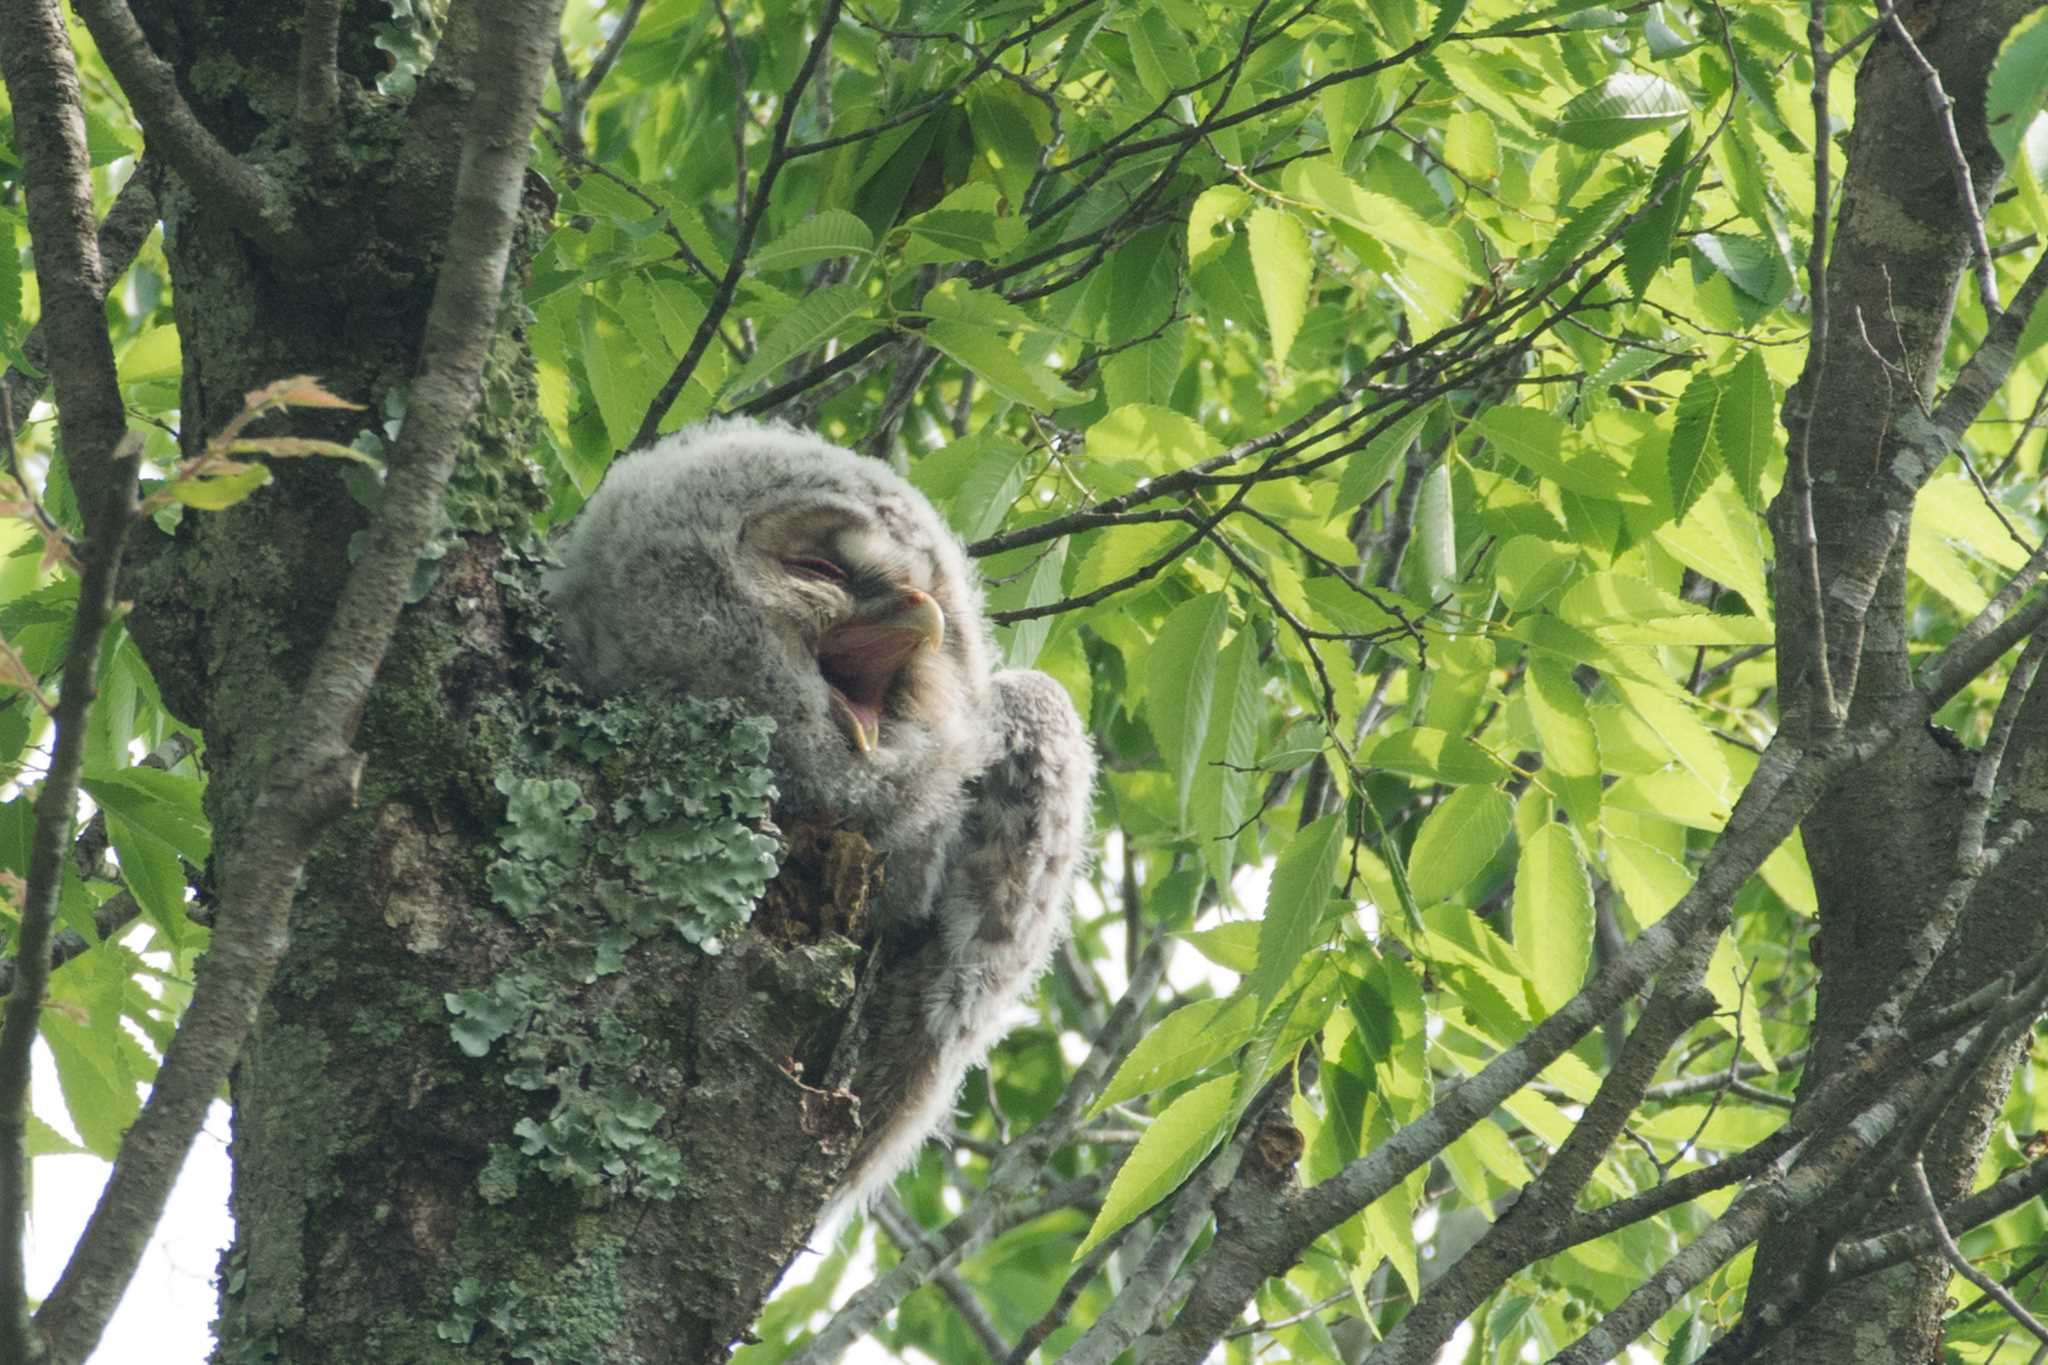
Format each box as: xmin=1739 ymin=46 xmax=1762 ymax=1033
xmin=816 ymin=590 xmax=945 ymax=753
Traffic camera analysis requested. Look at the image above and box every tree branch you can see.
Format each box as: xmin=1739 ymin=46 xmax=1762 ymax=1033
xmin=28 ymin=3 xmax=565 ymax=1358
xmin=0 ymin=23 xmax=142 ymax=1356
xmin=632 ymin=0 xmax=844 ymax=449
xmin=70 ymin=0 xmax=293 ymax=253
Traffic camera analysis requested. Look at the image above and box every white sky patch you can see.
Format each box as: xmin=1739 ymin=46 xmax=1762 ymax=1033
xmin=28 ymin=1042 xmax=231 ymax=1364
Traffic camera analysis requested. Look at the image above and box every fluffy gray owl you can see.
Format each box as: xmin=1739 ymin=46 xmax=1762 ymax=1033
xmin=544 ymin=417 xmax=1093 ymax=1212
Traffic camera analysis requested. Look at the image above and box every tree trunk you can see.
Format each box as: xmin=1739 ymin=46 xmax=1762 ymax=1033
xmin=1750 ymin=2 xmax=2048 ymax=1357
xmin=121 ymin=3 xmax=862 ymax=1358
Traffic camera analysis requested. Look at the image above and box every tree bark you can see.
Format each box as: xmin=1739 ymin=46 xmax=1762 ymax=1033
xmin=110 ymin=3 xmax=874 ymax=1359
xmin=1750 ymin=2 xmax=2048 ymax=1359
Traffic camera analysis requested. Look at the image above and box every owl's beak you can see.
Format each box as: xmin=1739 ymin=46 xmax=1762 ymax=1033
xmin=817 ymin=590 xmax=945 ymax=753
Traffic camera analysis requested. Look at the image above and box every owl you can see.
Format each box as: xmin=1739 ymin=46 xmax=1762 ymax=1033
xmin=544 ymin=417 xmax=1094 ymax=1212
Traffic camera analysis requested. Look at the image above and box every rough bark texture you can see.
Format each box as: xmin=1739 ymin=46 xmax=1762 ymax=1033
xmin=115 ymin=4 xmax=891 ymax=1360
xmin=1752 ymin=2 xmax=2048 ymax=1359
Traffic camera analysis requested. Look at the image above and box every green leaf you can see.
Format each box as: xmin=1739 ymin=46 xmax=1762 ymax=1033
xmin=1147 ymin=594 xmax=1228 ymax=826
xmin=1559 ymin=573 xmax=1772 ymax=645
xmin=167 ymin=464 xmax=272 ymax=510
xmin=1986 ymin=10 xmax=2048 ymax=165
xmin=1509 ymin=184 xmax=1632 ymax=290
xmin=1409 ymin=460 xmax=1456 ymax=604
xmin=1128 ymin=6 xmax=1200 ymax=99
xmin=722 ymin=284 xmax=873 ymax=395
xmin=1369 ymin=728 xmax=1508 ymax=785
xmin=1474 ymin=405 xmax=1617 ymax=498
xmin=1337 ymin=407 xmax=1430 ymax=508
xmin=1191 ymin=628 xmax=1260 ymax=879
xmin=1288 ymin=160 xmax=1480 ymax=283
xmin=925 ymin=320 xmax=1088 ymax=409
xmin=1494 ymin=535 xmax=1577 ymax=611
xmin=949 ymin=437 xmax=1033 ymax=542
xmin=1076 ymin=1074 xmax=1235 ymax=1259
xmin=749 ymin=211 xmax=876 ymax=273
xmin=1512 ymin=823 xmax=1594 ymax=1013
xmin=999 ymin=538 xmax=1067 ymax=668
xmin=1666 ymin=368 xmax=1724 ymax=521
xmin=1526 ymin=655 xmax=1602 ymax=824
xmin=1179 ymin=921 xmax=1261 ymax=974
xmin=1443 ymin=110 xmax=1498 ymax=182
xmin=1407 ymin=785 xmax=1513 ymax=905
xmin=1622 ymin=127 xmax=1699 ymax=299
xmin=1715 ymin=350 xmax=1775 ymax=510
xmin=1247 ymin=207 xmax=1312 ymax=364
xmin=81 ymin=767 xmax=211 ymax=863
xmin=1247 ymin=813 xmax=1345 ymax=1012
xmin=1092 ymin=994 xmax=1260 ymax=1114
xmin=1656 ymin=483 xmax=1773 ymax=618
xmin=1555 ymin=74 xmax=1690 ymax=149
xmin=1188 ymin=185 xmax=1251 ymax=269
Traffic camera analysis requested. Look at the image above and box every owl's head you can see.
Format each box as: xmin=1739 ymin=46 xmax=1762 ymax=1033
xmin=545 ymin=419 xmax=995 ymax=846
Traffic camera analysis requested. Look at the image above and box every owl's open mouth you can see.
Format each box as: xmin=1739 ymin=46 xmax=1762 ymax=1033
xmin=817 ymin=591 xmax=945 ymax=753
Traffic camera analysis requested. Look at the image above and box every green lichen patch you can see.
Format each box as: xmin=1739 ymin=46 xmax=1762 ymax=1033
xmin=443 ymin=685 xmax=782 ymax=1204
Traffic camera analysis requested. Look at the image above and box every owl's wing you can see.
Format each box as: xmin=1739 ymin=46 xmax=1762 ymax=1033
xmin=832 ymin=668 xmax=1093 ymax=1214
xmin=922 ymin=668 xmax=1095 ymax=1051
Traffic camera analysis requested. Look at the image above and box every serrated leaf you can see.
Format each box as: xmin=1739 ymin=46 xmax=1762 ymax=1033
xmin=1509 ymin=184 xmax=1632 ymax=290
xmin=1474 ymin=406 xmax=1617 ymax=497
xmin=167 ymin=465 xmax=272 ymax=510
xmin=1148 ymin=594 xmax=1228 ymax=825
xmin=1287 ymin=160 xmax=1479 ymax=283
xmin=1191 ymin=629 xmax=1260 ymax=879
xmin=1410 ymin=460 xmax=1456 ymax=604
xmin=226 ymin=437 xmax=381 ymax=465
xmin=1337 ymin=407 xmax=1430 ymax=508
xmin=1623 ymin=128 xmax=1698 ymax=298
xmin=723 ymin=284 xmax=872 ymax=394
xmin=949 ymin=437 xmax=1032 ymax=542
xmin=1407 ymin=786 xmax=1513 ymax=905
xmin=1443 ymin=110 xmax=1498 ymax=182
xmin=1667 ymin=369 xmax=1723 ymax=521
xmin=1179 ymin=921 xmax=1261 ymax=974
xmin=1715 ymin=350 xmax=1775 ymax=509
xmin=1512 ymin=823 xmax=1594 ymax=1013
xmin=926 ymin=320 xmax=1088 ymax=409
xmin=1656 ymin=484 xmax=1772 ymax=618
xmin=1000 ymin=538 xmax=1066 ymax=668
xmin=1370 ymin=728 xmax=1507 ymax=784
xmin=1526 ymin=655 xmax=1601 ymax=824
xmin=82 ymin=767 xmax=211 ymax=864
xmin=1556 ymin=73 xmax=1690 ymax=149
xmin=1704 ymin=931 xmax=1775 ymax=1071
xmin=1247 ymin=207 xmax=1312 ymax=364
xmin=1494 ymin=535 xmax=1577 ymax=611
xmin=1559 ymin=573 xmax=1772 ymax=645
xmin=750 ymin=210 xmax=876 ymax=272
xmin=1987 ymin=10 xmax=2048 ymax=165
xmin=1076 ymin=1074 xmax=1235 ymax=1259
xmin=1128 ymin=6 xmax=1200 ymax=99
xmin=1247 ymin=813 xmax=1345 ymax=1011
xmin=1091 ymin=994 xmax=1259 ymax=1114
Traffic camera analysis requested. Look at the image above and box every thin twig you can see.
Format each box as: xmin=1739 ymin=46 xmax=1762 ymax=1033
xmin=1876 ymin=2 xmax=2001 ymax=319
xmin=871 ymin=1195 xmax=1012 ymax=1359
xmin=1906 ymin=1160 xmax=2048 ymax=1356
xmin=633 ymin=0 xmax=844 ymax=448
